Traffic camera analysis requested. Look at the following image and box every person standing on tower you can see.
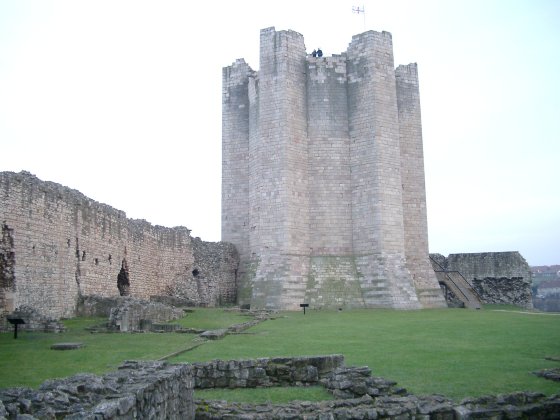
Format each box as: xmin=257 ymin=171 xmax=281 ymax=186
xmin=317 ymin=47 xmax=323 ymax=57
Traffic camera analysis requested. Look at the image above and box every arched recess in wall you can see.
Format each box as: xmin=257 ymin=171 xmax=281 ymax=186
xmin=117 ymin=259 xmax=130 ymax=296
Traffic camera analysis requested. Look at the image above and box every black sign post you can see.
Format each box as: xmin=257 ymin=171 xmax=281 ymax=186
xmin=7 ymin=317 xmax=25 ymax=339
xmin=299 ymin=303 xmax=309 ymax=315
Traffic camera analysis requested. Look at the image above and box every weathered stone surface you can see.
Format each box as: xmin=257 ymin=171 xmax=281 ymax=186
xmin=107 ymin=297 xmax=184 ymax=332
xmin=192 ymin=355 xmax=345 ymax=390
xmin=433 ymin=252 xmax=533 ymax=308
xmin=0 ymin=170 xmax=239 ymax=321
xmin=50 ymin=342 xmax=83 ymax=350
xmin=1 ymin=305 xmax=65 ymax=333
xmin=192 ymin=355 xmax=560 ymax=418
xmin=76 ymin=295 xmax=125 ymax=317
xmin=222 ymin=27 xmax=445 ymax=311
xmin=200 ymin=329 xmax=228 ymax=340
xmin=2 ymin=355 xmax=559 ymax=419
xmin=195 ymin=392 xmax=560 ymax=419
xmin=0 ymin=361 xmax=194 ymax=419
xmin=533 ymin=367 xmax=560 ymax=382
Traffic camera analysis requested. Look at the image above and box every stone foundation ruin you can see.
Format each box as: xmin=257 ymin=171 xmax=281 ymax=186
xmin=432 ymin=252 xmax=533 ymax=309
xmin=106 ymin=298 xmax=185 ymax=332
xmin=1 ymin=305 xmax=65 ymax=334
xmin=1 ymin=355 xmax=558 ymax=419
xmin=0 ymin=361 xmax=194 ymax=419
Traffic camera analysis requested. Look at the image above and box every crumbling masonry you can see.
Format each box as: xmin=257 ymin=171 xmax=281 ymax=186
xmin=222 ymin=27 xmax=446 ymax=310
xmin=0 ymin=171 xmax=238 ymax=320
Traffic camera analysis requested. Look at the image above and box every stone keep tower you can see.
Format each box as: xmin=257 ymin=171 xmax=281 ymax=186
xmin=222 ymin=27 xmax=446 ymax=310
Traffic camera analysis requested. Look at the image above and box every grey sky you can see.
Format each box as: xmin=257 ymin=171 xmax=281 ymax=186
xmin=1 ymin=0 xmax=559 ymax=265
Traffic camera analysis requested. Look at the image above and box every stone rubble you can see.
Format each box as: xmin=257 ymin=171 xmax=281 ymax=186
xmin=107 ymin=297 xmax=185 ymax=332
xmin=0 ymin=361 xmax=194 ymax=419
xmin=1 ymin=355 xmax=559 ymax=419
xmin=0 ymin=305 xmax=65 ymax=333
xmin=433 ymin=252 xmax=534 ymax=308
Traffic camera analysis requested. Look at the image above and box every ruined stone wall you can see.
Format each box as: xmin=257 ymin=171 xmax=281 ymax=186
xmin=438 ymin=252 xmax=533 ymax=308
xmin=192 ymin=354 xmax=344 ymax=389
xmin=107 ymin=298 xmax=185 ymax=332
xmin=222 ymin=27 xmax=445 ymax=310
xmin=164 ymin=238 xmax=239 ymax=307
xmin=193 ymin=354 xmax=560 ymax=419
xmin=2 ymin=357 xmax=559 ymax=419
xmin=191 ymin=238 xmax=238 ymax=305
xmin=0 ymin=361 xmax=194 ymax=419
xmin=0 ymin=171 xmax=238 ymax=319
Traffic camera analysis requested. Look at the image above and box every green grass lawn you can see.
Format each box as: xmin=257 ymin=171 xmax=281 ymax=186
xmin=0 ymin=309 xmax=247 ymax=389
xmin=169 ymin=308 xmax=250 ymax=330
xmin=0 ymin=317 xmax=196 ymax=388
xmin=1 ymin=307 xmax=559 ymax=402
xmin=172 ymin=307 xmax=560 ymax=399
xmin=195 ymin=386 xmax=334 ymax=404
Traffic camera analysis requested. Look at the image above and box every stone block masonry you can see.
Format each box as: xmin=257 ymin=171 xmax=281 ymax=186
xmin=192 ymin=354 xmax=346 ymax=389
xmin=1 ymin=355 xmax=559 ymax=419
xmin=433 ymin=252 xmax=533 ymax=308
xmin=0 ymin=171 xmax=238 ymax=320
xmin=222 ymin=27 xmax=446 ymax=310
xmin=0 ymin=361 xmax=194 ymax=419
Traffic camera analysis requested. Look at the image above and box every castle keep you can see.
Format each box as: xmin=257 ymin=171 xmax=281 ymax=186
xmin=222 ymin=27 xmax=446 ymax=310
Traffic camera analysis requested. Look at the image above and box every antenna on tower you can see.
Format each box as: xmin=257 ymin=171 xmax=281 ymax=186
xmin=352 ymin=5 xmax=366 ymax=31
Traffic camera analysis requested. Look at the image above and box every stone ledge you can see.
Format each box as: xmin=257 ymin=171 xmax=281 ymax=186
xmin=50 ymin=342 xmax=84 ymax=350
xmin=533 ymin=367 xmax=560 ymax=382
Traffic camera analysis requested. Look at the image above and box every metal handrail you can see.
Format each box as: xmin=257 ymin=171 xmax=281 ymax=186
xmin=441 ymin=272 xmax=471 ymax=303
xmin=430 ymin=256 xmax=483 ymax=301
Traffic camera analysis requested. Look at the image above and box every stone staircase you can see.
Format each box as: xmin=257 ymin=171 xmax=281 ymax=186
xmin=430 ymin=257 xmax=483 ymax=309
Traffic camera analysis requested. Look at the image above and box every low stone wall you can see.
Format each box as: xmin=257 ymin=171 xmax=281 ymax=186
xmin=78 ymin=294 xmax=195 ymax=318
xmin=76 ymin=295 xmax=127 ymax=317
xmin=150 ymin=295 xmax=196 ymax=308
xmin=107 ymin=298 xmax=185 ymax=332
xmin=432 ymin=252 xmax=533 ymax=308
xmin=0 ymin=305 xmax=65 ymax=333
xmin=196 ymin=392 xmax=560 ymax=419
xmin=192 ymin=355 xmax=345 ymax=389
xmin=1 ymin=355 xmax=559 ymax=419
xmin=0 ymin=361 xmax=194 ymax=419
xmin=192 ymin=355 xmax=560 ymax=419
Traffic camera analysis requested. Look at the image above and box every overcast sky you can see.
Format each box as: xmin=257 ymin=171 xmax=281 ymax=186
xmin=1 ymin=0 xmax=559 ymax=266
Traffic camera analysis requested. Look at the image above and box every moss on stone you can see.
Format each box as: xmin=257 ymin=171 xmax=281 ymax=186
xmin=305 ymin=256 xmax=365 ymax=308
